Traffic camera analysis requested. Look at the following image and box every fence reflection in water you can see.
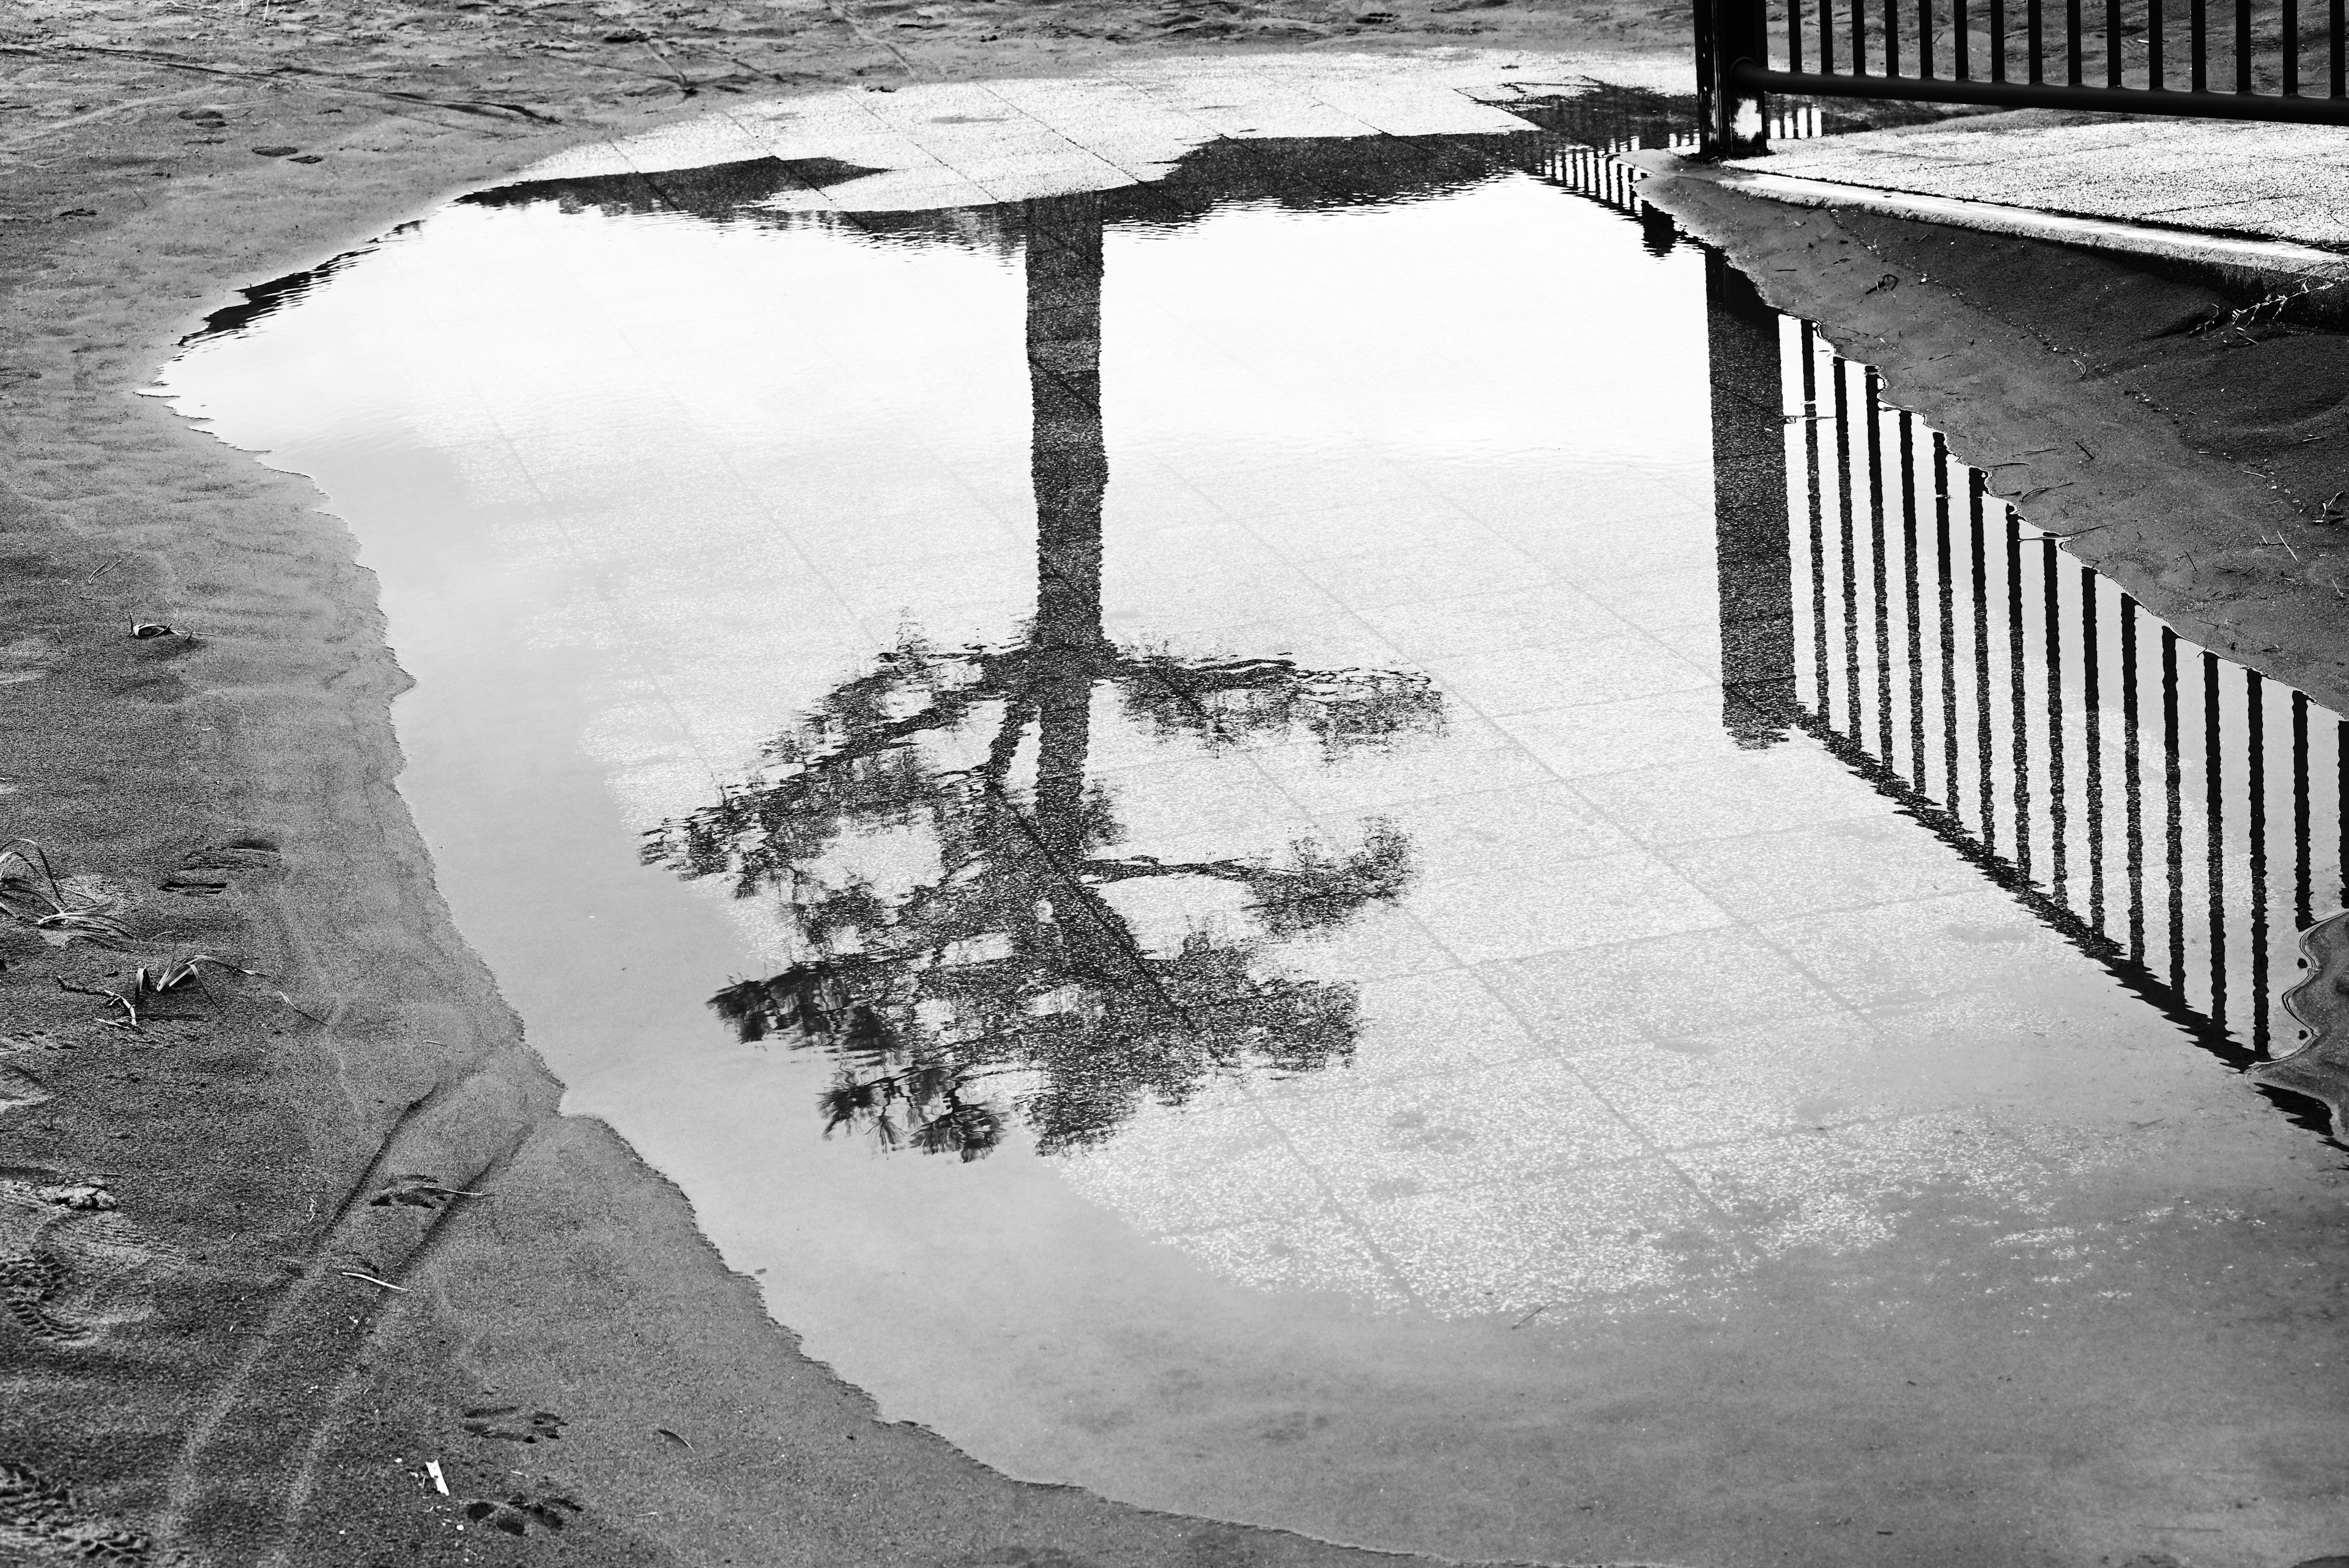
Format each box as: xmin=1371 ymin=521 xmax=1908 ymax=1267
xmin=1527 ymin=126 xmax=2344 ymax=1091
xmin=1707 ymin=262 xmax=2349 ymax=1067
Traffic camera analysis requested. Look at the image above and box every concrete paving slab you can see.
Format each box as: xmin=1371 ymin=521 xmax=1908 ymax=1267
xmin=510 ymin=48 xmax=1694 ymax=205
xmin=1748 ymin=109 xmax=2349 ymax=251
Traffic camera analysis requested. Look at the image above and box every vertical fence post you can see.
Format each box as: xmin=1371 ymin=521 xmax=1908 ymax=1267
xmin=1698 ymin=0 xmax=1773 ymax=157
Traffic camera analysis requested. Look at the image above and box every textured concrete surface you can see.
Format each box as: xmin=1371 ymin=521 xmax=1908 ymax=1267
xmin=1741 ymin=108 xmax=2349 ymax=248
xmin=511 ymin=50 xmax=1693 ymax=204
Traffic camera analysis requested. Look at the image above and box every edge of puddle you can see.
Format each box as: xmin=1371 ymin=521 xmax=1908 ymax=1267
xmin=87 ymin=70 xmax=2349 ymax=1567
xmin=95 ymin=79 xmax=1655 ymax=1568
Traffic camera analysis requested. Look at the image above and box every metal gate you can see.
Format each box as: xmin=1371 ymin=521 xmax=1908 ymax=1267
xmin=1698 ymin=0 xmax=2349 ymax=154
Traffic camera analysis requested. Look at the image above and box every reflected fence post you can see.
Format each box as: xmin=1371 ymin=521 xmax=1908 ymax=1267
xmin=1705 ymin=251 xmax=1798 ymax=749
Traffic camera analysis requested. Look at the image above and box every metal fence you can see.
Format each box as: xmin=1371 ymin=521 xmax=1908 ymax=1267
xmin=1698 ymin=0 xmax=2349 ymax=154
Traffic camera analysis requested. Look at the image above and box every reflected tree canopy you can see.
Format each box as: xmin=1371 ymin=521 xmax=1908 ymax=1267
xmin=643 ymin=193 xmax=1445 ymax=1158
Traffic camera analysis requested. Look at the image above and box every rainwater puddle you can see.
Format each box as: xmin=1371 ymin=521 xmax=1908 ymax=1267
xmin=154 ymin=117 xmax=2349 ymax=1565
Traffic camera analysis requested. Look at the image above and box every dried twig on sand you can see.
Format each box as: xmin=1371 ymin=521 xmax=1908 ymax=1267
xmin=59 ymin=952 xmax=269 ymax=1028
xmin=338 ymin=1269 xmax=411 ymax=1293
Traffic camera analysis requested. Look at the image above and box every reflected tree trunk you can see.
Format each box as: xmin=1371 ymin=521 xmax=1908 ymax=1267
xmin=1705 ymin=249 xmax=1797 ymax=749
xmin=1025 ymin=192 xmax=1108 ymax=859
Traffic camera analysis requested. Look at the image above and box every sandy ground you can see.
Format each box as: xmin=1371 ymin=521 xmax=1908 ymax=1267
xmin=8 ymin=0 xmax=2349 ymax=1562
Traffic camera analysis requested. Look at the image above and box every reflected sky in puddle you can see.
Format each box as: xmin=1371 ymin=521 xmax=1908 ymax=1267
xmin=153 ymin=124 xmax=2349 ymax=1564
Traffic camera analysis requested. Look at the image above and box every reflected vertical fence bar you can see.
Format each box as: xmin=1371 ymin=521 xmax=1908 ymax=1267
xmin=2123 ymin=596 xmax=2145 ymax=963
xmin=2080 ymin=566 xmax=2104 ymax=931
xmin=1742 ymin=322 xmax=2349 ymax=1069
xmin=2162 ymin=628 xmax=2184 ymax=994
xmin=1936 ymin=436 xmax=1962 ymax=817
xmin=2295 ymin=693 xmax=2314 ymax=929
xmin=2251 ymin=672 xmax=2269 ymax=1044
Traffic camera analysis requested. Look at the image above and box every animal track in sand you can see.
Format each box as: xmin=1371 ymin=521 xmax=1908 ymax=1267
xmin=0 ymin=1178 xmax=175 ymax=1346
xmin=461 ymin=1406 xmax=566 ymax=1444
xmin=0 ymin=1460 xmax=154 ymax=1564
xmin=369 ymin=1172 xmax=481 ymax=1211
xmin=460 ymin=1482 xmax=582 ymax=1537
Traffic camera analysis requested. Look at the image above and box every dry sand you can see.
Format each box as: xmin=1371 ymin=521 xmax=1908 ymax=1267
xmin=6 ymin=0 xmax=2349 ymax=1562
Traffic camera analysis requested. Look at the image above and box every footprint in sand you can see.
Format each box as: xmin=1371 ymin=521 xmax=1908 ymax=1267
xmin=461 ymin=1406 xmax=566 ymax=1444
xmin=460 ymin=1483 xmax=582 ymax=1538
xmin=159 ymin=839 xmax=282 ymax=898
xmin=0 ymin=1459 xmax=154 ymax=1565
xmin=0 ymin=1179 xmax=176 ymax=1347
xmin=369 ymin=1173 xmax=479 ymax=1212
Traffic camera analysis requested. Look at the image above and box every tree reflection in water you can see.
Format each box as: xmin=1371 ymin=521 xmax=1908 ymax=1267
xmin=643 ymin=193 xmax=1445 ymax=1158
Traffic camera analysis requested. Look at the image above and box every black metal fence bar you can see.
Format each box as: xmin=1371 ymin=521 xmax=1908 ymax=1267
xmin=1701 ymin=0 xmax=2349 ymax=152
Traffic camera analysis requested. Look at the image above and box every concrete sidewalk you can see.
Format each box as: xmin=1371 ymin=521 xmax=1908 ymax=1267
xmin=1736 ymin=107 xmax=2349 ymax=250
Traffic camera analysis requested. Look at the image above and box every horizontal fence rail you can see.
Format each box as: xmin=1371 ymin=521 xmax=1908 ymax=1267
xmin=1698 ymin=0 xmax=2349 ymax=153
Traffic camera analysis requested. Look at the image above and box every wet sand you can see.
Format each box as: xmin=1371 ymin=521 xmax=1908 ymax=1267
xmin=8 ymin=4 xmax=2349 ymax=1564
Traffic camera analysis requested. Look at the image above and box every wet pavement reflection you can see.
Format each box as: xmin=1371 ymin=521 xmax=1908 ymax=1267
xmin=152 ymin=106 xmax=2349 ymax=1566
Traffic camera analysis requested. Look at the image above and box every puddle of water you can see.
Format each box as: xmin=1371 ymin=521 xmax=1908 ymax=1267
xmin=152 ymin=124 xmax=2349 ymax=1563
